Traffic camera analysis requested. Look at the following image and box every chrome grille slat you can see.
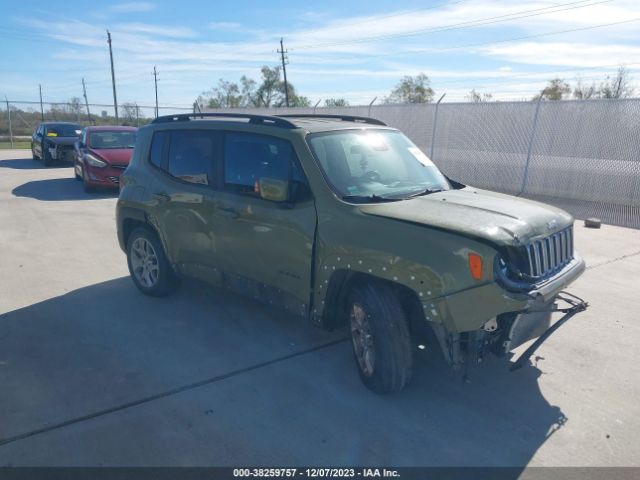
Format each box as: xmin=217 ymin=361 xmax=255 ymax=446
xmin=522 ymin=226 xmax=574 ymax=280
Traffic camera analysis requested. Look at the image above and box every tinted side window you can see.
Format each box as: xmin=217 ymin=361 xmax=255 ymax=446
xmin=168 ymin=131 xmax=217 ymax=185
xmin=224 ymin=133 xmax=295 ymax=191
xmin=149 ymin=131 xmax=168 ymax=169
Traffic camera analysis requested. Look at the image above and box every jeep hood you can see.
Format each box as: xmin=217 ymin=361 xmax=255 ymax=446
xmin=359 ymin=187 xmax=573 ymax=247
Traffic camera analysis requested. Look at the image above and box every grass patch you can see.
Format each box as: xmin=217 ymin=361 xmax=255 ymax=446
xmin=0 ymin=141 xmax=31 ymax=149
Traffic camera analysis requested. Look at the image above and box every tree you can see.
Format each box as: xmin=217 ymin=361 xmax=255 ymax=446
xmin=200 ymin=66 xmax=308 ymax=108
xmin=68 ymin=97 xmax=83 ymax=120
xmin=325 ymin=98 xmax=350 ymax=107
xmin=534 ymin=78 xmax=571 ymax=101
xmin=466 ymin=89 xmax=493 ymax=103
xmin=385 ymin=74 xmax=434 ymax=104
xmin=573 ymin=77 xmax=597 ymax=100
xmin=121 ymin=102 xmax=137 ymax=123
xmin=599 ymin=66 xmax=634 ymax=99
xmin=201 ymin=79 xmax=243 ymax=108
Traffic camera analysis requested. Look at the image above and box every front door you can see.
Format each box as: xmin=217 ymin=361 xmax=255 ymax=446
xmin=214 ymin=132 xmax=316 ymax=315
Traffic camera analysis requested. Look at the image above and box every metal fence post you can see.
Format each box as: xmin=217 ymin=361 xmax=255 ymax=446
xmin=519 ymin=97 xmax=543 ymax=196
xmin=368 ymin=97 xmax=377 ymax=117
xmin=5 ymin=97 xmax=14 ymax=148
xmin=430 ymin=93 xmax=446 ymax=160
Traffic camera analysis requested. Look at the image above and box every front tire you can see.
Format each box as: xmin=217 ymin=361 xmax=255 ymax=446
xmin=126 ymin=226 xmax=178 ymax=297
xmin=347 ymin=280 xmax=413 ymax=394
xmin=42 ymin=146 xmax=53 ymax=167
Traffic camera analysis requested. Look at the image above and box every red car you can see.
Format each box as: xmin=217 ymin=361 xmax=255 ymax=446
xmin=74 ymin=126 xmax=137 ymax=192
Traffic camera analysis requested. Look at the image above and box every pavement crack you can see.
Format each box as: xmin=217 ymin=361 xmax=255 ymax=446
xmin=0 ymin=337 xmax=349 ymax=448
xmin=586 ymin=250 xmax=640 ymax=270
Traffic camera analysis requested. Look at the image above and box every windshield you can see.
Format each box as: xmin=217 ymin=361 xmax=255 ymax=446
xmin=89 ymin=131 xmax=136 ymax=149
xmin=307 ymin=129 xmax=450 ymax=201
xmin=45 ymin=124 xmax=81 ymax=137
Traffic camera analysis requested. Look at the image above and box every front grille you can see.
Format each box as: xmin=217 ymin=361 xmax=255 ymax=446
xmin=58 ymin=147 xmax=74 ymax=162
xmin=111 ymin=165 xmax=126 ymax=170
xmin=524 ymin=227 xmax=574 ymax=279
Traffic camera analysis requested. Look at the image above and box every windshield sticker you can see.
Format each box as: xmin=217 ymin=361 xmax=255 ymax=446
xmin=408 ymin=147 xmax=434 ymax=167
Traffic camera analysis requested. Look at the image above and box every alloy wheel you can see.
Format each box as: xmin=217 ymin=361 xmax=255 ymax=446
xmin=130 ymin=237 xmax=160 ymax=288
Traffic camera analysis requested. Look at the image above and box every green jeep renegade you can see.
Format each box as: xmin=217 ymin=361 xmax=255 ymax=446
xmin=116 ymin=113 xmax=587 ymax=393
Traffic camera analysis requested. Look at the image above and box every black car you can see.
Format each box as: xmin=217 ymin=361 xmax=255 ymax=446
xmin=31 ymin=122 xmax=82 ymax=166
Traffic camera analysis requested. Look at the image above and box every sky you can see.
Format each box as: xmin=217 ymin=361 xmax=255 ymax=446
xmin=1 ymin=0 xmax=639 ymax=111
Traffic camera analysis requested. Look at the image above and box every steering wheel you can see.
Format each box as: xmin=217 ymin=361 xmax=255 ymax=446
xmin=361 ymin=170 xmax=382 ymax=183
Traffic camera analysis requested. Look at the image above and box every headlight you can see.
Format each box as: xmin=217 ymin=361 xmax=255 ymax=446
xmin=85 ymin=153 xmax=107 ymax=168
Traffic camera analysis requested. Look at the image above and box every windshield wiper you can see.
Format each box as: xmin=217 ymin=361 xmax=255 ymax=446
xmin=402 ymin=188 xmax=443 ymax=199
xmin=342 ymin=194 xmax=400 ymax=203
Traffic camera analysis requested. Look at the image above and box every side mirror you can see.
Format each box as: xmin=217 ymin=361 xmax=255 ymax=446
xmin=258 ymin=177 xmax=289 ymax=202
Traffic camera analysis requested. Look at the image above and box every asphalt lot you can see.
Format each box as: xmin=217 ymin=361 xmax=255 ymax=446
xmin=1 ymin=149 xmax=639 ymax=467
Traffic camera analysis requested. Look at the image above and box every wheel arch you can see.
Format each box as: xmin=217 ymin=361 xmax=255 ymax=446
xmin=321 ymin=270 xmax=428 ymax=335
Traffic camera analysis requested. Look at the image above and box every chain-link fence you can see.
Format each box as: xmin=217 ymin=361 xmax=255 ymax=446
xmin=0 ymin=101 xmax=193 ymax=141
xmin=2 ymin=98 xmax=638 ymax=228
xmin=207 ymin=99 xmax=640 ymax=229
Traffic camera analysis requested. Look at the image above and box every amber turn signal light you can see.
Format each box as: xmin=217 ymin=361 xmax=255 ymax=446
xmin=468 ymin=253 xmax=483 ymax=280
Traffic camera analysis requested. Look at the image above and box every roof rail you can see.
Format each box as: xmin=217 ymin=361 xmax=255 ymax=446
xmin=151 ymin=113 xmax=297 ymax=129
xmin=278 ymin=114 xmax=387 ymax=126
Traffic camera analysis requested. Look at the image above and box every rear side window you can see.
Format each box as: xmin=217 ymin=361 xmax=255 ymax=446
xmin=224 ymin=133 xmax=296 ymax=191
xmin=167 ymin=131 xmax=218 ymax=185
xmin=149 ymin=131 xmax=167 ymax=168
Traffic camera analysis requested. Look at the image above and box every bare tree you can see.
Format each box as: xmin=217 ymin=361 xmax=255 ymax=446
xmin=599 ymin=66 xmax=635 ymax=99
xmin=466 ymin=89 xmax=493 ymax=102
xmin=121 ymin=102 xmax=137 ymax=124
xmin=573 ymin=76 xmax=597 ymax=100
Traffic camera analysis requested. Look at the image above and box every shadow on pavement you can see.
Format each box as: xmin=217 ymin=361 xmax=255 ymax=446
xmin=0 ymin=158 xmax=71 ymax=170
xmin=12 ymin=178 xmax=118 ymax=201
xmin=0 ymin=277 xmax=565 ymax=468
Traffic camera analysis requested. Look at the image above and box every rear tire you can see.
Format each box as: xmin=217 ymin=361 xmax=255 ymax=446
xmin=347 ymin=280 xmax=413 ymax=394
xmin=126 ymin=226 xmax=179 ymax=297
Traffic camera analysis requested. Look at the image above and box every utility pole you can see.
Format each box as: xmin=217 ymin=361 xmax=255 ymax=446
xmin=82 ymin=78 xmax=92 ymax=123
xmin=5 ymin=96 xmax=13 ymax=148
xmin=39 ymin=84 xmax=44 ymax=121
xmin=153 ymin=66 xmax=159 ymax=118
xmin=278 ymin=38 xmax=290 ymax=107
xmin=135 ymin=102 xmax=139 ymax=127
xmin=107 ymin=30 xmax=119 ymax=123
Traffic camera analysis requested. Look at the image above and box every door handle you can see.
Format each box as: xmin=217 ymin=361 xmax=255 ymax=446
xmin=219 ymin=206 xmax=239 ymax=219
xmin=153 ymin=192 xmax=170 ymax=202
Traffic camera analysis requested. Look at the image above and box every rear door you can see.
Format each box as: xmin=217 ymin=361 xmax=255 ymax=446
xmin=147 ymin=129 xmax=223 ymax=282
xmin=213 ymin=131 xmax=316 ymax=314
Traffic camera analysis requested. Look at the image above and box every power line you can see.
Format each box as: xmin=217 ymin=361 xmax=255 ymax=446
xmin=291 ymin=0 xmax=613 ymax=49
xmin=299 ymin=0 xmax=468 ymax=32
xmin=291 ymin=17 xmax=640 ymax=64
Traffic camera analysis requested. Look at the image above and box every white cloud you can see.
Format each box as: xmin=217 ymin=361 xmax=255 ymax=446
xmin=117 ymin=23 xmax=196 ymax=38
xmin=109 ymin=2 xmax=155 ymax=13
xmin=208 ymin=22 xmax=243 ymax=31
xmin=481 ymin=42 xmax=640 ymax=67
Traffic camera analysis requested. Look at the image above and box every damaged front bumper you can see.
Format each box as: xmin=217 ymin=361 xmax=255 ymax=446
xmin=509 ymin=292 xmax=588 ymax=371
